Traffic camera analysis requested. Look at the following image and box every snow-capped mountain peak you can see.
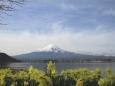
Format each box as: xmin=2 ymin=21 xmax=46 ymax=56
xmin=42 ymin=44 xmax=62 ymax=52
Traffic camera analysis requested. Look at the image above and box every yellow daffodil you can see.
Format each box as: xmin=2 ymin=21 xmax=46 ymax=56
xmin=83 ymin=68 xmax=88 ymax=74
xmin=75 ymin=68 xmax=81 ymax=75
xmin=108 ymin=74 xmax=115 ymax=80
xmin=51 ymin=69 xmax=57 ymax=78
xmin=76 ymin=79 xmax=84 ymax=86
xmin=0 ymin=73 xmax=3 ymax=80
xmin=80 ymin=75 xmax=88 ymax=82
xmin=0 ymin=79 xmax=5 ymax=86
xmin=38 ymin=78 xmax=48 ymax=86
xmin=10 ymin=83 xmax=15 ymax=86
xmin=64 ymin=76 xmax=68 ymax=80
xmin=61 ymin=70 xmax=66 ymax=76
xmin=88 ymin=75 xmax=94 ymax=82
xmin=24 ymin=81 xmax=28 ymax=86
xmin=47 ymin=61 xmax=55 ymax=70
xmin=10 ymin=82 xmax=17 ymax=86
xmin=98 ymin=78 xmax=108 ymax=86
xmin=29 ymin=65 xmax=33 ymax=74
xmin=105 ymin=67 xmax=113 ymax=74
xmin=42 ymin=76 xmax=53 ymax=85
xmin=96 ymin=68 xmax=102 ymax=76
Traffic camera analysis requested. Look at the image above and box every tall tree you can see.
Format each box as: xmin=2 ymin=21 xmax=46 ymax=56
xmin=0 ymin=0 xmax=25 ymax=25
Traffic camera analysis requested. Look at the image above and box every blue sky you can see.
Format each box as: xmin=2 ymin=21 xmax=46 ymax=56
xmin=0 ymin=0 xmax=115 ymax=56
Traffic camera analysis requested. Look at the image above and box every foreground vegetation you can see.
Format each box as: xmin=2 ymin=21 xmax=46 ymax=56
xmin=0 ymin=61 xmax=115 ymax=86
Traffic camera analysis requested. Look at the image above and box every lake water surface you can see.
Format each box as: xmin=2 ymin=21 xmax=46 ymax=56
xmin=5 ymin=62 xmax=115 ymax=74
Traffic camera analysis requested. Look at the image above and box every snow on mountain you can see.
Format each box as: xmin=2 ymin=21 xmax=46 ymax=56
xmin=41 ymin=44 xmax=63 ymax=52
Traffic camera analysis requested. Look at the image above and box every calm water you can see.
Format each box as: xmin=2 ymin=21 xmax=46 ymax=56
xmin=5 ymin=62 xmax=115 ymax=74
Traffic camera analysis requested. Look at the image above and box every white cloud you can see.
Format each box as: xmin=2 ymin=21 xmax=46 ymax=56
xmin=0 ymin=25 xmax=115 ymax=56
xmin=61 ymin=3 xmax=78 ymax=11
xmin=103 ymin=9 xmax=115 ymax=16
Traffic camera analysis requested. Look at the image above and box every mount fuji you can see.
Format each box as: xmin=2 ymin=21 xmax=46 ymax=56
xmin=41 ymin=44 xmax=63 ymax=52
xmin=13 ymin=44 xmax=115 ymax=61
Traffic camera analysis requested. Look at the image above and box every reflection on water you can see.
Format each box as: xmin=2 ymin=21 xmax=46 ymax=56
xmin=3 ymin=62 xmax=115 ymax=74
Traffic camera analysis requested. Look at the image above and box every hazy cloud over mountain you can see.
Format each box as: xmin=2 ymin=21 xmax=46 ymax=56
xmin=0 ymin=0 xmax=115 ymax=56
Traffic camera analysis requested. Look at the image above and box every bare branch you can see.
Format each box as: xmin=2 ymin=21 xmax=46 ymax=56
xmin=0 ymin=0 xmax=25 ymax=25
xmin=1 ymin=11 xmax=12 ymax=16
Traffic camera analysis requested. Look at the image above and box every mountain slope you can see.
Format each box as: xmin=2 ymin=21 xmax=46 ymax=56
xmin=0 ymin=53 xmax=19 ymax=63
xmin=13 ymin=51 xmax=115 ymax=60
xmin=13 ymin=44 xmax=115 ymax=61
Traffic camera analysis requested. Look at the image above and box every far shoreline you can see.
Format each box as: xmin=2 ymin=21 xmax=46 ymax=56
xmin=19 ymin=59 xmax=115 ymax=63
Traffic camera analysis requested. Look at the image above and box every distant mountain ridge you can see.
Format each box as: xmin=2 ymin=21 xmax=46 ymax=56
xmin=13 ymin=44 xmax=115 ymax=61
xmin=0 ymin=52 xmax=19 ymax=63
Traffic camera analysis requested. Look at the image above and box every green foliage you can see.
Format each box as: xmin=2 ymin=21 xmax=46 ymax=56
xmin=0 ymin=61 xmax=115 ymax=86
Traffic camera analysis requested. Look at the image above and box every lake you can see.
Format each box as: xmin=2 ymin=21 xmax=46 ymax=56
xmin=3 ymin=62 xmax=115 ymax=75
